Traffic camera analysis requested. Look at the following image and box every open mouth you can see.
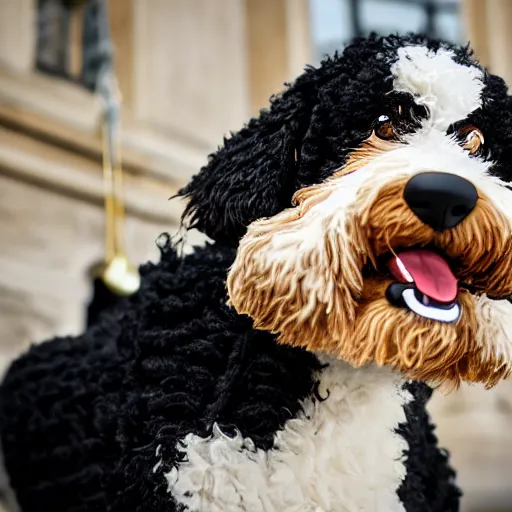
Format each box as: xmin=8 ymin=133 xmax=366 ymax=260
xmin=384 ymin=249 xmax=461 ymax=323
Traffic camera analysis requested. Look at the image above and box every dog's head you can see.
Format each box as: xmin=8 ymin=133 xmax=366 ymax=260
xmin=180 ymin=34 xmax=512 ymax=390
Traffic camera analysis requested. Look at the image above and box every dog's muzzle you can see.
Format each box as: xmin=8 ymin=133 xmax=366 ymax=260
xmin=385 ymin=172 xmax=478 ymax=323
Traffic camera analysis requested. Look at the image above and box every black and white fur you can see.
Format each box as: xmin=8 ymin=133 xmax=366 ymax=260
xmin=2 ymin=34 xmax=512 ymax=512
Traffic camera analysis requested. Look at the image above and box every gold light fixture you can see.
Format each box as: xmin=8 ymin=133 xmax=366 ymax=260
xmin=90 ymin=73 xmax=140 ymax=296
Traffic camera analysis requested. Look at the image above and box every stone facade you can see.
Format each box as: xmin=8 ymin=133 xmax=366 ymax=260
xmin=0 ymin=0 xmax=308 ymax=372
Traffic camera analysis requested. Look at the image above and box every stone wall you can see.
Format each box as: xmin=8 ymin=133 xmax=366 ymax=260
xmin=429 ymin=382 xmax=512 ymax=511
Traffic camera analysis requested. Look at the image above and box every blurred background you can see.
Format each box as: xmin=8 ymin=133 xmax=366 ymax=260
xmin=0 ymin=1 xmax=510 ymax=511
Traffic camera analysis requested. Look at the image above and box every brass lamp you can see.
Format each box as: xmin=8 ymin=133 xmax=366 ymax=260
xmin=86 ymin=70 xmax=140 ymax=327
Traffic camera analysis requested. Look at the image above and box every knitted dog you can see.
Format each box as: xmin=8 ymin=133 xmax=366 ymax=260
xmin=2 ymin=34 xmax=512 ymax=512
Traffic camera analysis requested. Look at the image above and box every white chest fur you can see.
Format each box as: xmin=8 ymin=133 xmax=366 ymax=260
xmin=159 ymin=357 xmax=412 ymax=512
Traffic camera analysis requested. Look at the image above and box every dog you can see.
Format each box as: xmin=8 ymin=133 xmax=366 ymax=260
xmin=1 ymin=33 xmax=512 ymax=512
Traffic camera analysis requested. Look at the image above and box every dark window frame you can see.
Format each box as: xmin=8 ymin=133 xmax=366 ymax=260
xmin=35 ymin=0 xmax=112 ymax=91
xmin=347 ymin=0 xmax=460 ymax=40
xmin=36 ymin=0 xmax=72 ymax=79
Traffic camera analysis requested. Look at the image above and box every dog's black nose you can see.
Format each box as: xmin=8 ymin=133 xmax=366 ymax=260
xmin=403 ymin=172 xmax=478 ymax=231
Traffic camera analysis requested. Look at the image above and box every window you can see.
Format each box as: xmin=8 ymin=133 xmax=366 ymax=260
xmin=36 ymin=0 xmax=112 ymax=90
xmin=36 ymin=0 xmax=71 ymax=77
xmin=310 ymin=0 xmax=461 ymax=63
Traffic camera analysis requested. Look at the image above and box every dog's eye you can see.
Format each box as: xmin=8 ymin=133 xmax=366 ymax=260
xmin=458 ymin=125 xmax=485 ymax=156
xmin=374 ymin=115 xmax=397 ymax=140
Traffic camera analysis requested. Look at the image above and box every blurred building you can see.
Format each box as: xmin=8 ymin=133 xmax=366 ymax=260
xmin=0 ymin=1 xmax=510 ymax=512
xmin=0 ymin=0 xmax=310 ymax=366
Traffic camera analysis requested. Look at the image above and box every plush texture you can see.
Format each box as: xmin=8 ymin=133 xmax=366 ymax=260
xmin=2 ymin=33 xmax=512 ymax=511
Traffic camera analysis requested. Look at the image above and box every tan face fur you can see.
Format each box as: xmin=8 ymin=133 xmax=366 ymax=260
xmin=227 ymin=47 xmax=512 ymax=390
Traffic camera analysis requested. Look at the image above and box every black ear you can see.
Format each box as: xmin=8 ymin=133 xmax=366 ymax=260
xmin=178 ymin=76 xmax=316 ymax=246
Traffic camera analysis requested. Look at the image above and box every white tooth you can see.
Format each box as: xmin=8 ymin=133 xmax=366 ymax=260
xmin=401 ymin=289 xmax=460 ymax=323
xmin=422 ymin=294 xmax=430 ymax=306
xmin=396 ymin=257 xmax=414 ymax=283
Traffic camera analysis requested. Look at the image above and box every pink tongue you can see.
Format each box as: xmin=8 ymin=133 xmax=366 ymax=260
xmin=388 ymin=250 xmax=458 ymax=303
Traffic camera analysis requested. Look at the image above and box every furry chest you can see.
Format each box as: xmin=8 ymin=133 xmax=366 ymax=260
xmin=159 ymin=359 xmax=412 ymax=512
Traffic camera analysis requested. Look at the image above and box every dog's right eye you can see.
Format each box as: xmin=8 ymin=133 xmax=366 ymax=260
xmin=459 ymin=125 xmax=485 ymax=156
xmin=374 ymin=115 xmax=397 ymax=140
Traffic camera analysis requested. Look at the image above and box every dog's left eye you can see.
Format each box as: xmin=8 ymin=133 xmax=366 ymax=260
xmin=457 ymin=125 xmax=485 ymax=156
xmin=374 ymin=115 xmax=397 ymax=140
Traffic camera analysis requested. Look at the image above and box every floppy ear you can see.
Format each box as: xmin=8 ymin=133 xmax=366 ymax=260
xmin=178 ymin=79 xmax=316 ymax=246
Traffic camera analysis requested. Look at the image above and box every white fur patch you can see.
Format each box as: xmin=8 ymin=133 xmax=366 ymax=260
xmin=160 ymin=359 xmax=412 ymax=512
xmin=391 ymin=45 xmax=484 ymax=130
xmin=473 ymin=295 xmax=512 ymax=368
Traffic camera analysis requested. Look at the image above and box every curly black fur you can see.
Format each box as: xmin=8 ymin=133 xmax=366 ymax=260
xmin=398 ymin=382 xmax=461 ymax=512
